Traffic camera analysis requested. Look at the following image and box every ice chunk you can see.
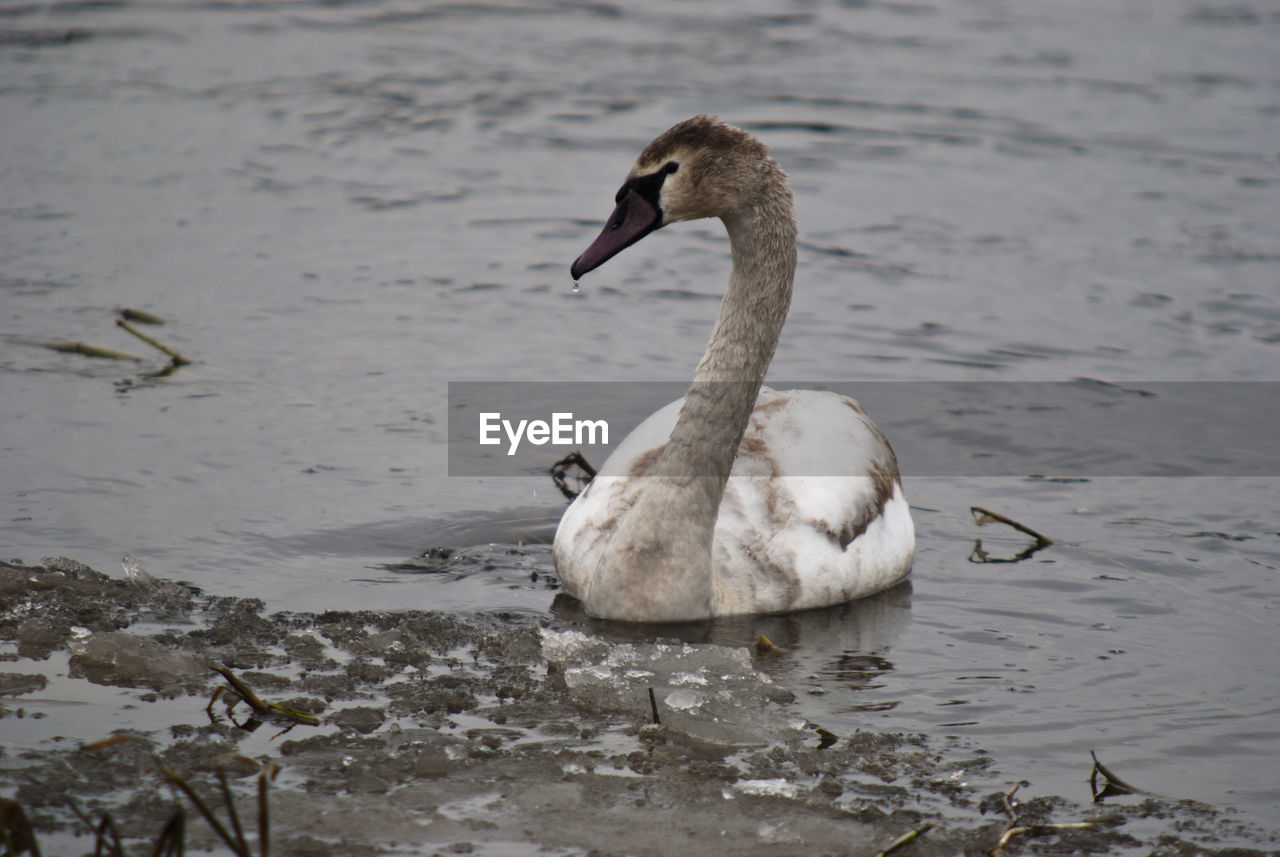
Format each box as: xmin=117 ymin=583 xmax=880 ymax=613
xmin=0 ymin=672 xmax=48 ymax=697
xmin=733 ymin=778 xmax=800 ymax=799
xmin=121 ymin=553 xmax=156 ymax=585
xmin=540 ymin=629 xmax=796 ymax=746
xmin=68 ymin=631 xmax=206 ymax=690
xmin=664 ymin=688 xmax=706 ymax=712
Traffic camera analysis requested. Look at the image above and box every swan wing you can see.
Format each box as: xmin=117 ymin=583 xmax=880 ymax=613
xmin=712 ymin=388 xmax=914 ymax=615
xmin=551 ymin=397 xmax=684 ymax=602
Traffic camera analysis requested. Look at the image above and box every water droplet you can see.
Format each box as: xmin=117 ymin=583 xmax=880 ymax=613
xmin=571 ymin=280 xmax=580 ymax=294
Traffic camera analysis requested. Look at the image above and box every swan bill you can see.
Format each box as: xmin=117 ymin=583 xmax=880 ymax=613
xmin=570 ymin=188 xmax=662 ymax=280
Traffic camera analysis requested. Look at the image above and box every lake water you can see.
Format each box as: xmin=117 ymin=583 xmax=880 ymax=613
xmin=2 ymin=0 xmax=1278 ymax=837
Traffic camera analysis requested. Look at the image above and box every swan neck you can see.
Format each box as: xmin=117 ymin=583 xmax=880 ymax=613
xmin=583 ymin=166 xmax=798 ymax=622
xmin=660 ymin=194 xmax=797 ymax=480
xmin=698 ymin=208 xmax=797 ymax=384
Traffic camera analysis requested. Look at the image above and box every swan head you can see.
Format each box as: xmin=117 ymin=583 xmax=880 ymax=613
xmin=571 ymin=115 xmax=787 ymax=280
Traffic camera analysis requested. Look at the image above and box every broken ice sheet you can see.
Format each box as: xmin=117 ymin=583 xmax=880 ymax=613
xmin=540 ymin=629 xmax=799 ymax=746
xmin=68 ymin=630 xmax=206 ymax=691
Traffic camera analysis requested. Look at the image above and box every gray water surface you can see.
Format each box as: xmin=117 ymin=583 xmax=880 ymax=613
xmin=2 ymin=0 xmax=1278 ymax=834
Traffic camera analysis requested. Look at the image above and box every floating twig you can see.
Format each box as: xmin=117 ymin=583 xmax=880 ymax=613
xmin=969 ymin=539 xmax=1052 ymax=564
xmin=550 ymin=451 xmax=597 ymax=500
xmin=648 ymin=686 xmax=661 ymax=725
xmin=969 ymin=507 xmax=1053 ymax=563
xmin=210 ymin=665 xmax=320 ymax=730
xmin=874 ymin=821 xmax=934 ymax=857
xmin=139 ymin=359 xmax=185 ymax=380
xmin=211 ymin=665 xmax=271 ymax=715
xmin=1001 ymin=781 xmax=1026 ymax=818
xmin=970 ymin=507 xmax=1052 ymax=546
xmin=1089 ymin=750 xmax=1146 ymax=801
xmin=992 ymin=821 xmax=1095 ymax=855
xmin=23 ymin=338 xmax=145 ymax=362
xmin=116 ymin=318 xmax=190 ymax=365
xmin=988 ymin=780 xmax=1095 ymax=856
xmin=118 ymin=307 xmax=168 ymax=325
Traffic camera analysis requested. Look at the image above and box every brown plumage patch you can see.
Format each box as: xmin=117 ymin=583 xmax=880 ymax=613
xmin=581 ymin=486 xmax=641 ymax=565
xmin=814 ymin=458 xmax=901 ymax=550
xmin=627 ymin=444 xmax=666 ymax=478
xmin=845 ymin=398 xmax=900 ymax=475
xmin=735 ymin=434 xmax=786 ymax=528
xmin=637 ymin=115 xmax=767 ymax=169
xmin=756 ymin=475 xmax=790 ymax=539
xmin=813 ymin=519 xmax=859 ymax=552
xmin=841 ymin=396 xmax=869 ymax=418
xmin=742 ymin=536 xmax=800 ymax=610
xmin=764 ymin=554 xmax=801 ymax=609
xmin=868 ymin=457 xmax=899 ymax=513
xmin=746 ymin=398 xmax=790 ymax=443
xmin=753 ymin=395 xmax=790 ymax=417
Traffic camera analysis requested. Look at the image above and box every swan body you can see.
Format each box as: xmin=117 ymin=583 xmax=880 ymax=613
xmin=553 ymin=115 xmax=914 ymax=622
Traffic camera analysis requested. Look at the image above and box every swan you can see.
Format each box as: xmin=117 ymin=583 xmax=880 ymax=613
xmin=553 ymin=115 xmax=914 ymax=622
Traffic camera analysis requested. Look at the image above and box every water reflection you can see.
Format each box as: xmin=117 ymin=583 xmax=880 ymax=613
xmin=551 ymin=578 xmax=906 ymax=644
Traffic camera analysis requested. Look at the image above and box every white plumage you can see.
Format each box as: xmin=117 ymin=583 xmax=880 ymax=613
xmin=554 ymin=387 xmax=914 ymax=617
